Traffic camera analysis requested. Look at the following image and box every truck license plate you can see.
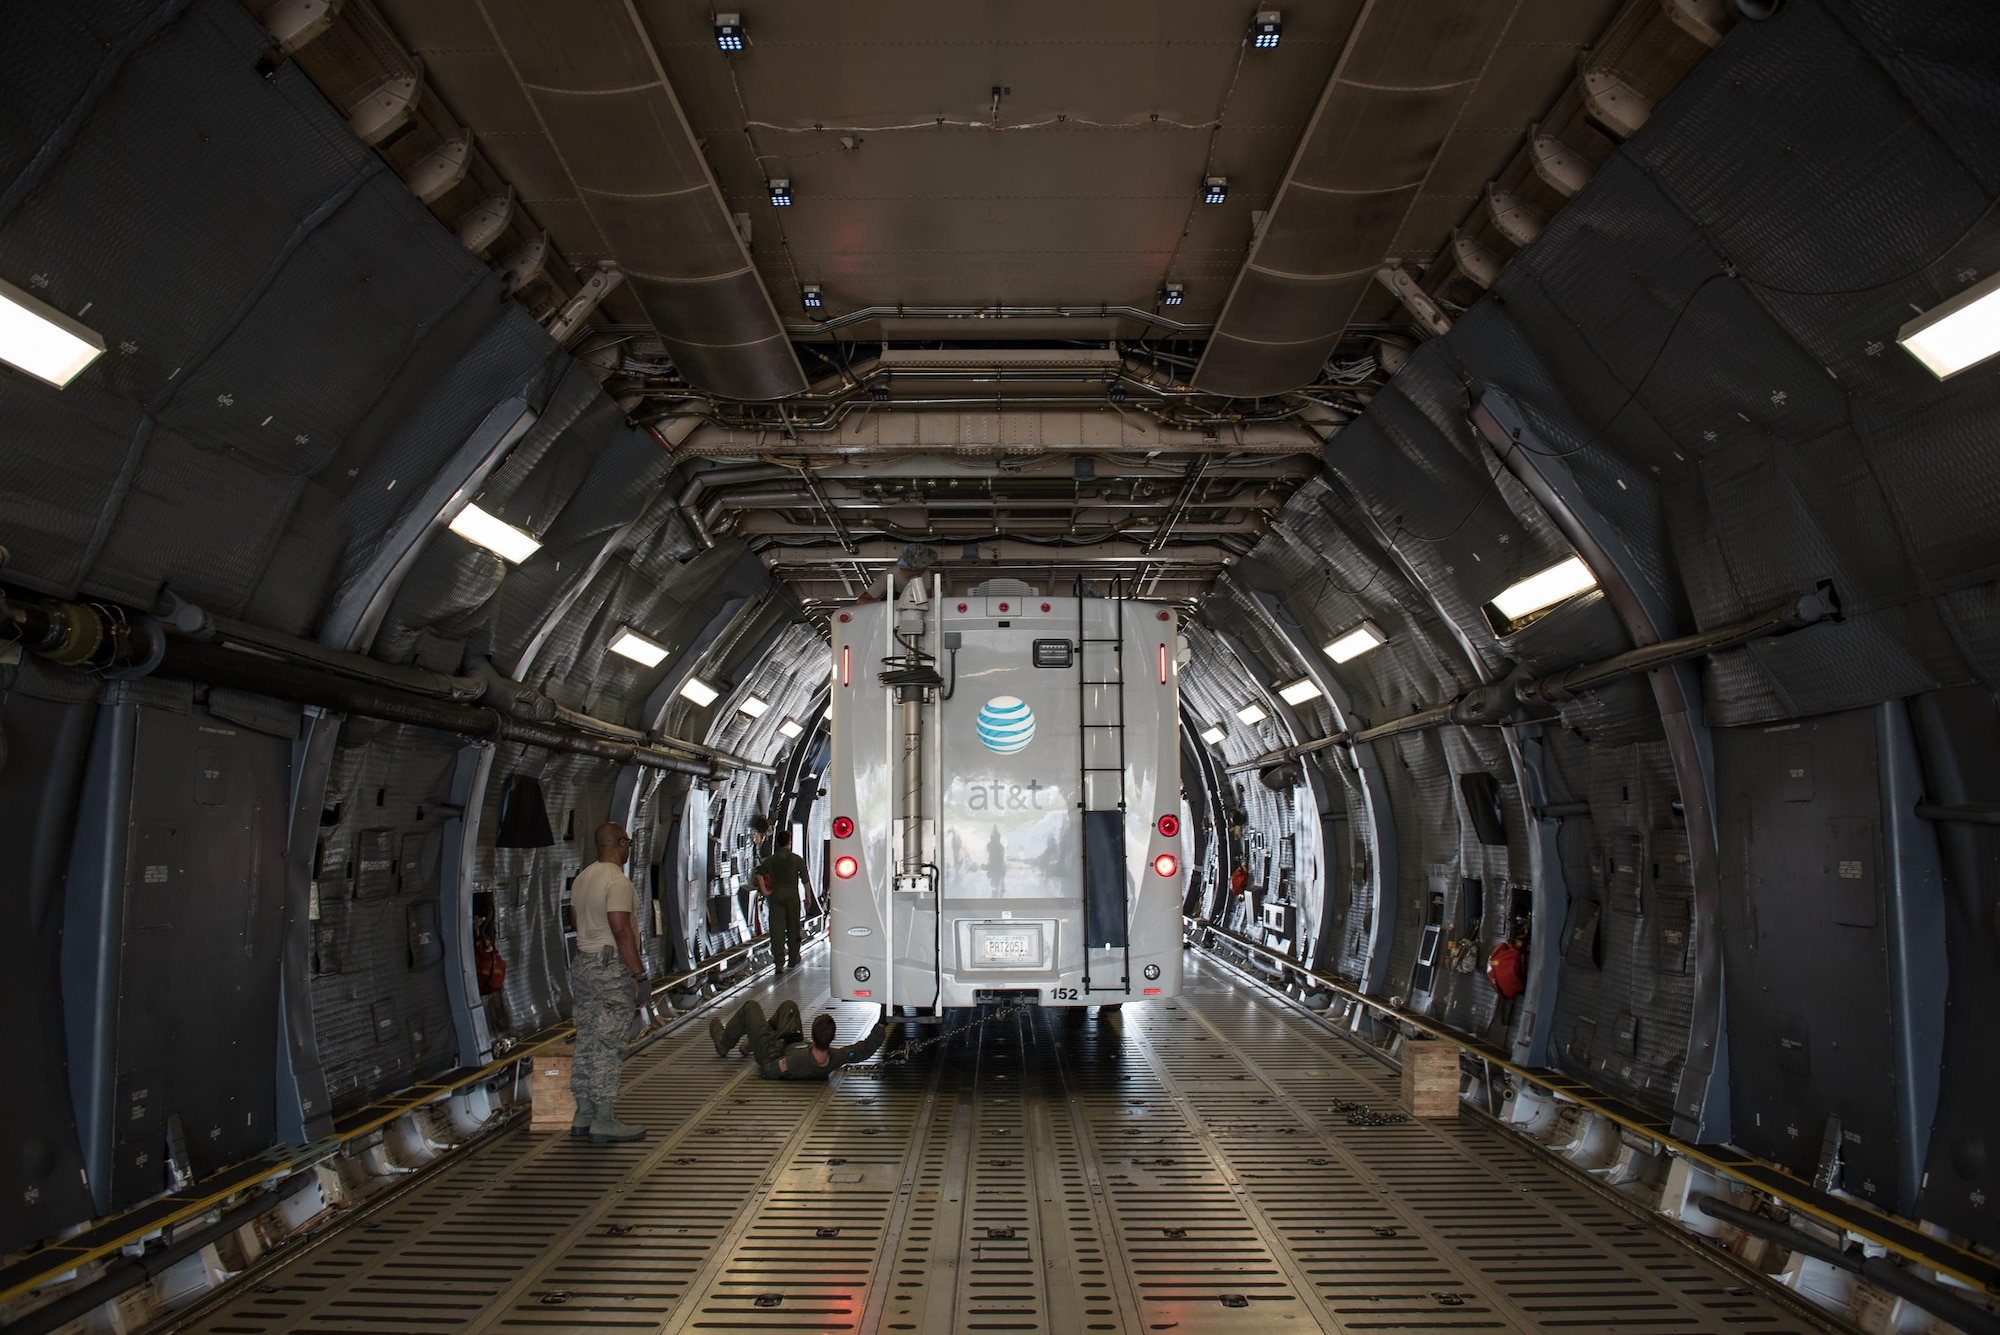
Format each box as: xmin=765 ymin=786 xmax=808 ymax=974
xmin=982 ymin=932 xmax=1032 ymax=962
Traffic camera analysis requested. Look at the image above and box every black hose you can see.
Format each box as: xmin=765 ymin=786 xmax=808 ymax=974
xmin=1693 ymin=1196 xmax=2000 ymax=1335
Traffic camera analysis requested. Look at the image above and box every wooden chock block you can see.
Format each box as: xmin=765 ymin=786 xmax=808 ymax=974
xmin=1400 ymin=1040 xmax=1462 ymax=1119
xmin=528 ymin=1047 xmax=576 ymax=1133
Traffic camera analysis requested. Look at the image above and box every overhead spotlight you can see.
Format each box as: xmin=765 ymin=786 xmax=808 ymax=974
xmin=1323 ymin=620 xmax=1385 ymax=663
xmin=1236 ymin=702 xmax=1267 ymax=725
xmin=448 ymin=502 xmax=541 ymax=563
xmin=0 ymin=274 xmax=105 ymax=388
xmin=714 ymin=13 xmax=745 ymax=51
xmin=608 ymin=626 xmax=668 ymax=667
xmin=679 ymin=676 xmax=721 ymax=707
xmin=777 ymin=717 xmax=804 ymax=739
xmin=1200 ymin=724 xmax=1226 ymax=746
xmin=801 ymin=283 xmax=823 ymax=310
xmin=739 ymin=693 xmax=770 ymax=718
xmin=767 ymin=177 xmax=792 ymax=207
xmin=1898 ymin=269 xmax=2000 ymax=379
xmin=1488 ymin=556 xmax=1598 ymax=627
xmin=1202 ymin=176 xmax=1229 ymax=205
xmin=1251 ymin=9 xmax=1282 ymax=48
xmin=1161 ymin=281 xmax=1185 ymax=307
xmin=1277 ymin=677 xmax=1322 ymax=705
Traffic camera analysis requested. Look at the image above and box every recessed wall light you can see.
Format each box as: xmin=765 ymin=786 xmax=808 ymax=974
xmin=1490 ymin=556 xmax=1598 ymax=623
xmin=447 ymin=502 xmax=540 ymax=563
xmin=1200 ymin=725 xmax=1226 ymax=745
xmin=1277 ymin=677 xmax=1321 ymax=705
xmin=0 ymin=275 xmax=104 ymax=388
xmin=1202 ymin=176 xmax=1229 ymax=205
xmin=767 ymin=178 xmax=792 ymax=207
xmin=739 ymin=693 xmax=770 ymax=718
xmin=1898 ymin=269 xmax=2000 ymax=379
xmin=714 ymin=13 xmax=744 ymax=51
xmin=1251 ymin=10 xmax=1282 ymax=48
xmin=608 ymin=626 xmax=668 ymax=667
xmin=1236 ymin=702 xmax=1267 ymax=725
xmin=679 ymin=677 xmax=720 ymax=707
xmin=777 ymin=718 xmax=804 ymax=738
xmin=1162 ymin=281 xmax=1185 ymax=307
xmin=1323 ymin=621 xmax=1385 ymax=663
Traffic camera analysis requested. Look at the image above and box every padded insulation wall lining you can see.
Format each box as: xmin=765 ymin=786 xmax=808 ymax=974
xmin=371 ymin=361 xmax=631 ymax=672
xmin=1479 ymin=0 xmax=2000 ymax=720
xmin=486 ymin=428 xmax=688 ymax=670
xmin=1320 ymin=348 xmax=1579 ymax=686
xmin=0 ymin=0 xmax=555 ymax=641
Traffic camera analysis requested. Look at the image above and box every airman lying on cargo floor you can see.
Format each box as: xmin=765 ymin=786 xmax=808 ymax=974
xmin=710 ymin=999 xmax=885 ymax=1080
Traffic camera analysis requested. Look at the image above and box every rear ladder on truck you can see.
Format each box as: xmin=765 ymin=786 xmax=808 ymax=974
xmin=1077 ymin=578 xmax=1130 ymax=995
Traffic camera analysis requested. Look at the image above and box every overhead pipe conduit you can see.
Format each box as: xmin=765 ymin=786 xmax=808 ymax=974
xmin=155 ymin=638 xmax=720 ymax=777
xmin=1228 ymin=588 xmax=1836 ymax=773
xmin=1 ymin=586 xmax=772 ymax=775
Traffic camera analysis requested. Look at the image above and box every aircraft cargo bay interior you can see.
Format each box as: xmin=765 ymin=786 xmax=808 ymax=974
xmin=0 ymin=2 xmax=1997 ymax=1333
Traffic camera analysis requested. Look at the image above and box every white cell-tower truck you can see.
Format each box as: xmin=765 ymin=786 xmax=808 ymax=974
xmin=826 ymin=576 xmax=1186 ymax=1012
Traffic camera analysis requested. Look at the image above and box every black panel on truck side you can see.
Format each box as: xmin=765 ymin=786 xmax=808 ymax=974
xmin=1083 ymin=810 xmax=1128 ymax=948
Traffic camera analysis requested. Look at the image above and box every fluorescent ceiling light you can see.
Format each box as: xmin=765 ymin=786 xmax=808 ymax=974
xmin=607 ymin=626 xmax=667 ymax=667
xmin=0 ymin=275 xmax=105 ymax=388
xmin=1200 ymin=725 xmax=1226 ymax=746
xmin=739 ymin=693 xmax=770 ymax=718
xmin=447 ymin=502 xmax=540 ymax=563
xmin=777 ymin=718 xmax=804 ymax=738
xmin=1490 ymin=556 xmax=1597 ymax=622
xmin=679 ymin=676 xmax=720 ymax=707
xmin=1324 ymin=622 xmax=1385 ymax=663
xmin=1898 ymin=270 xmax=2000 ymax=379
xmin=1277 ymin=677 xmax=1322 ymax=705
xmin=1236 ymin=702 xmax=1267 ymax=725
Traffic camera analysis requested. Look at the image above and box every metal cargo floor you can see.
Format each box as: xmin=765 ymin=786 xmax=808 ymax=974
xmin=184 ymin=954 xmax=1824 ymax=1334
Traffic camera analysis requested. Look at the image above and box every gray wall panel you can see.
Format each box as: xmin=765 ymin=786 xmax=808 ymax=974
xmin=1716 ymin=708 xmax=1902 ymax=1209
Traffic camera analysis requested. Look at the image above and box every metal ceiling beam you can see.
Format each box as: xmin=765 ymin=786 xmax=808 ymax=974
xmin=675 ymin=411 xmax=1323 ymax=459
xmin=759 ymin=540 xmax=1238 ymax=567
xmin=1474 ymin=387 xmax=1731 ymax=1146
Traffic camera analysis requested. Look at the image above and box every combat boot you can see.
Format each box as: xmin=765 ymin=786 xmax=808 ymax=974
xmin=589 ymin=1109 xmax=647 ymax=1143
xmin=569 ymin=1098 xmax=596 ymax=1139
xmin=710 ymin=1017 xmax=730 ymax=1057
